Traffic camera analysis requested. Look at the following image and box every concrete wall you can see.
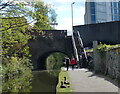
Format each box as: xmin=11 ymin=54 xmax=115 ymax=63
xmin=73 ymin=21 xmax=120 ymax=47
xmin=92 ymin=47 xmax=120 ymax=80
xmin=106 ymin=48 xmax=120 ymax=80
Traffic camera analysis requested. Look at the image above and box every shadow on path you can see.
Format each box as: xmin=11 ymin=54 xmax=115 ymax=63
xmin=68 ymin=68 xmax=118 ymax=93
xmin=86 ymin=70 xmax=119 ymax=88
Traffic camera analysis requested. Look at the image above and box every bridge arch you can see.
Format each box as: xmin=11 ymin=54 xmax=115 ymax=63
xmin=28 ymin=30 xmax=74 ymax=70
xmin=37 ymin=50 xmax=71 ymax=70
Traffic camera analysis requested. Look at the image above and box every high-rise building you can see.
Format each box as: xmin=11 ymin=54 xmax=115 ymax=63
xmin=84 ymin=0 xmax=120 ymax=24
xmin=118 ymin=0 xmax=120 ymax=19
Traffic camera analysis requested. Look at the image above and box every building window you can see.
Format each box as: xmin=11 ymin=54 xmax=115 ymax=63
xmin=114 ymin=15 xmax=119 ymax=21
xmin=90 ymin=2 xmax=95 ymax=7
xmin=91 ymin=8 xmax=95 ymax=14
xmin=114 ymin=9 xmax=117 ymax=14
xmin=113 ymin=2 xmax=117 ymax=8
xmin=112 ymin=15 xmax=119 ymax=21
xmin=111 ymin=2 xmax=118 ymax=8
xmin=91 ymin=15 xmax=96 ymax=22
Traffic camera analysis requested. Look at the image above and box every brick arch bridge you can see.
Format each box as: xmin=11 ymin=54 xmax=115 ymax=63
xmin=28 ymin=30 xmax=74 ymax=70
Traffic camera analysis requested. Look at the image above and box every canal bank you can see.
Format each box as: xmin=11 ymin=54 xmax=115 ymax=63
xmin=56 ymin=69 xmax=73 ymax=93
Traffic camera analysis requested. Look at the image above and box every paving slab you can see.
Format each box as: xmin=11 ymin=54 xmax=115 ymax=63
xmin=67 ymin=68 xmax=119 ymax=93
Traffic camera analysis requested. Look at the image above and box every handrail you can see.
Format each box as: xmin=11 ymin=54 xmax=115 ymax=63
xmin=71 ymin=32 xmax=79 ymax=61
xmin=77 ymin=31 xmax=87 ymax=60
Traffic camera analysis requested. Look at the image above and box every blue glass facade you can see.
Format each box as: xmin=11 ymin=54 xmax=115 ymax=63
xmin=90 ymin=2 xmax=96 ymax=23
xmin=113 ymin=2 xmax=117 ymax=7
xmin=84 ymin=1 xmax=120 ymax=24
xmin=90 ymin=2 xmax=95 ymax=7
xmin=111 ymin=2 xmax=119 ymax=21
xmin=118 ymin=1 xmax=120 ymax=21
xmin=91 ymin=15 xmax=96 ymax=23
xmin=91 ymin=8 xmax=95 ymax=14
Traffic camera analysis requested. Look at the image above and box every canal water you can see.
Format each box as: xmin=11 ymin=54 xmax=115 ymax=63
xmin=31 ymin=70 xmax=58 ymax=94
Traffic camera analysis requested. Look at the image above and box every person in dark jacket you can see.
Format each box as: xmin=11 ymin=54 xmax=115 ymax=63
xmin=87 ymin=53 xmax=93 ymax=71
xmin=65 ymin=57 xmax=70 ymax=71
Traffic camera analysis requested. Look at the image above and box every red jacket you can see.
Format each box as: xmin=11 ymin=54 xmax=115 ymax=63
xmin=70 ymin=59 xmax=76 ymax=65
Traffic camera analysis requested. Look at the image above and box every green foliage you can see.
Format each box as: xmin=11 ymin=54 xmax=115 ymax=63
xmin=86 ymin=43 xmax=120 ymax=53
xmin=49 ymin=9 xmax=57 ymax=24
xmin=46 ymin=53 xmax=66 ymax=77
xmin=57 ymin=70 xmax=73 ymax=93
xmin=1 ymin=0 xmax=57 ymax=93
xmin=2 ymin=70 xmax=32 ymax=93
xmin=97 ymin=43 xmax=120 ymax=52
xmin=86 ymin=49 xmax=93 ymax=52
xmin=97 ymin=43 xmax=108 ymax=52
xmin=3 ymin=56 xmax=32 ymax=78
xmin=0 ymin=0 xmax=57 ymax=30
xmin=46 ymin=53 xmax=66 ymax=71
xmin=2 ymin=17 xmax=33 ymax=93
xmin=2 ymin=17 xmax=31 ymax=58
xmin=0 ymin=62 xmax=2 ymax=71
xmin=33 ymin=1 xmax=53 ymax=30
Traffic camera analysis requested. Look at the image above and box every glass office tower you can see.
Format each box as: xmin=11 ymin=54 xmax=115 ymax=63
xmin=119 ymin=1 xmax=120 ymax=20
xmin=84 ymin=0 xmax=120 ymax=24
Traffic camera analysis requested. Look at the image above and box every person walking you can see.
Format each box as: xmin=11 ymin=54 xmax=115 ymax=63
xmin=87 ymin=53 xmax=93 ymax=71
xmin=65 ymin=57 xmax=70 ymax=71
xmin=70 ymin=57 xmax=76 ymax=70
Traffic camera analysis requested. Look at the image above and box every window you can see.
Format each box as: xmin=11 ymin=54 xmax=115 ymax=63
xmin=96 ymin=4 xmax=106 ymax=13
xmin=90 ymin=2 xmax=95 ymax=7
xmin=114 ymin=9 xmax=117 ymax=14
xmin=97 ymin=2 xmax=106 ymax=6
xmin=91 ymin=8 xmax=95 ymax=14
xmin=91 ymin=15 xmax=96 ymax=22
xmin=113 ymin=2 xmax=117 ymax=8
xmin=96 ymin=12 xmax=106 ymax=20
xmin=114 ymin=15 xmax=119 ymax=21
xmin=111 ymin=2 xmax=118 ymax=8
xmin=112 ymin=15 xmax=119 ymax=21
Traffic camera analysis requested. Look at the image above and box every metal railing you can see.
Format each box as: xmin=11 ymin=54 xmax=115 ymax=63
xmin=77 ymin=31 xmax=87 ymax=60
xmin=71 ymin=32 xmax=79 ymax=61
xmin=71 ymin=31 xmax=88 ymax=62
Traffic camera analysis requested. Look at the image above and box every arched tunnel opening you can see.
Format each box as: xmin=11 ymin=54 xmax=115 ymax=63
xmin=37 ymin=51 xmax=70 ymax=70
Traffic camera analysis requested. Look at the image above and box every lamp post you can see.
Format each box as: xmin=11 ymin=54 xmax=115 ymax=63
xmin=71 ymin=2 xmax=79 ymax=61
xmin=71 ymin=2 xmax=75 ymax=32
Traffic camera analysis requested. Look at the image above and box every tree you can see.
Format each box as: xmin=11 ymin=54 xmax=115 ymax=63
xmin=1 ymin=1 xmax=57 ymax=92
xmin=1 ymin=16 xmax=33 ymax=92
xmin=1 ymin=0 xmax=57 ymax=77
xmin=0 ymin=0 xmax=57 ymax=30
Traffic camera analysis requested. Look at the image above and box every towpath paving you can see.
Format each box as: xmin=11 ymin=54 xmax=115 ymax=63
xmin=65 ymin=68 xmax=119 ymax=93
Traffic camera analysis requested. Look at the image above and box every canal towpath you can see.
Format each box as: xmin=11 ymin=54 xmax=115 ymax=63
xmin=63 ymin=68 xmax=119 ymax=93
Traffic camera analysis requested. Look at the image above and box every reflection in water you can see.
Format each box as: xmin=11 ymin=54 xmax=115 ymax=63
xmin=31 ymin=70 xmax=59 ymax=94
xmin=2 ymin=70 xmax=59 ymax=94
